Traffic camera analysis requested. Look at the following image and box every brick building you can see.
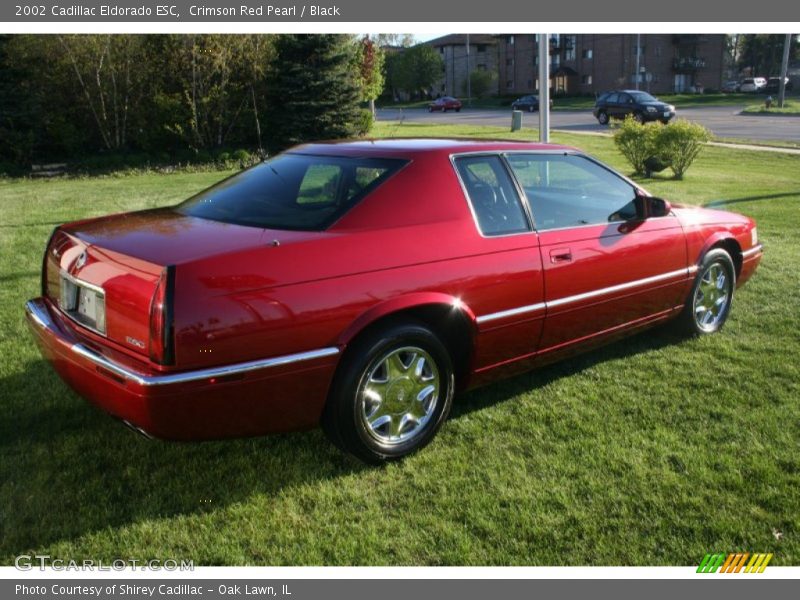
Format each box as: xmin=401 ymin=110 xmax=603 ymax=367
xmin=494 ymin=34 xmax=727 ymax=96
xmin=427 ymin=34 xmax=499 ymax=97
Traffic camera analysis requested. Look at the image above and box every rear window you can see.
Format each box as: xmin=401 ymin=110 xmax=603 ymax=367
xmin=177 ymin=154 xmax=406 ymax=231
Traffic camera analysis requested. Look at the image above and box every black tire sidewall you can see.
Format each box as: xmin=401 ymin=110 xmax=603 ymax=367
xmin=598 ymin=111 xmax=609 ymax=124
xmin=324 ymin=322 xmax=454 ymax=464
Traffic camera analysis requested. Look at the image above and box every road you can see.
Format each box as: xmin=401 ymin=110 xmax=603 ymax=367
xmin=377 ymin=105 xmax=800 ymax=144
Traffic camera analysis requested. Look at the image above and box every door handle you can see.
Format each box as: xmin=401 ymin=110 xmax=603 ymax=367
xmin=550 ymin=248 xmax=572 ymax=263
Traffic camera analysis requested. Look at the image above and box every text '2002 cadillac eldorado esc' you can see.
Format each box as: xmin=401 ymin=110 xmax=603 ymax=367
xmin=25 ymin=139 xmax=763 ymax=463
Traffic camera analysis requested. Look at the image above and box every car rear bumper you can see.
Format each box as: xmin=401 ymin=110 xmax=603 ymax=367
xmin=25 ymin=297 xmax=340 ymax=440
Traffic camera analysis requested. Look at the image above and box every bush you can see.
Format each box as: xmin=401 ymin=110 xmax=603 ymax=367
xmin=657 ymin=119 xmax=711 ymax=179
xmin=354 ymin=109 xmax=374 ymax=137
xmin=613 ymin=116 xmax=711 ymax=179
xmin=613 ymin=116 xmax=662 ymax=175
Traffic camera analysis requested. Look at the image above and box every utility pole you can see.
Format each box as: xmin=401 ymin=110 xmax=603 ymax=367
xmin=779 ymin=33 xmax=792 ymax=108
xmin=538 ymin=34 xmax=550 ymax=142
xmin=635 ymin=33 xmax=641 ymax=90
xmin=466 ymin=34 xmax=471 ymax=106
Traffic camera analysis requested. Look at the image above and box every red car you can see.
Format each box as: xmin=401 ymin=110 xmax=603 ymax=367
xmin=428 ymin=96 xmax=462 ymax=112
xmin=26 ymin=139 xmax=763 ymax=463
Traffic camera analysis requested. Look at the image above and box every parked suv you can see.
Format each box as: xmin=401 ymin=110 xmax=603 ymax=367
xmin=593 ymin=90 xmax=676 ymax=125
xmin=765 ymin=77 xmax=793 ymax=94
xmin=739 ymin=77 xmax=767 ymax=93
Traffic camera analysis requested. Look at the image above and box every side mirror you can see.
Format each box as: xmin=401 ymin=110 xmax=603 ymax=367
xmin=634 ymin=191 xmax=671 ymax=219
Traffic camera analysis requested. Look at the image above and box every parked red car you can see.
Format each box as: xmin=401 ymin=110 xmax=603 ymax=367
xmin=428 ymin=96 xmax=462 ymax=112
xmin=26 ymin=139 xmax=763 ymax=463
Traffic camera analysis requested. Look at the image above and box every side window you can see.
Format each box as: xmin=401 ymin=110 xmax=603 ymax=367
xmin=297 ymin=164 xmax=343 ymax=205
xmin=605 ymin=93 xmax=619 ymax=103
xmin=505 ymin=154 xmax=637 ymax=230
xmin=454 ymin=155 xmax=531 ymax=236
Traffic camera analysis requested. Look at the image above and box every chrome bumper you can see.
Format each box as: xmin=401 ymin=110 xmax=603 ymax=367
xmin=25 ymin=299 xmax=340 ymax=388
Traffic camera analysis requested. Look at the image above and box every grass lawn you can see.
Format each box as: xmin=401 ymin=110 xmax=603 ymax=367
xmin=1 ymin=125 xmax=798 ymax=566
xmin=741 ymin=101 xmax=800 ymax=116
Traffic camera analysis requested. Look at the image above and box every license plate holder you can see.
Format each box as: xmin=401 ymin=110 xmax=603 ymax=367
xmin=60 ymin=273 xmax=106 ymax=335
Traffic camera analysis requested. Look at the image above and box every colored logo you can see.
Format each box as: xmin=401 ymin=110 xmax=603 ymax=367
xmin=697 ymin=553 xmax=773 ymax=573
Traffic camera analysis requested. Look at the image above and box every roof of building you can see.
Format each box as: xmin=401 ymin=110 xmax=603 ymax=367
xmin=425 ymin=34 xmax=497 ymax=47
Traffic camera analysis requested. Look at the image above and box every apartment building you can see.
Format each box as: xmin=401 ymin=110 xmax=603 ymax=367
xmin=427 ymin=34 xmax=500 ymax=97
xmin=495 ymin=34 xmax=727 ymax=95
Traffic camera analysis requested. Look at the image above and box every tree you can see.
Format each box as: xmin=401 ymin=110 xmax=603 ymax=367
xmin=738 ymin=34 xmax=799 ymax=77
xmin=464 ymin=70 xmax=496 ymax=99
xmin=265 ymin=34 xmax=362 ymax=152
xmin=356 ymin=36 xmax=385 ymax=116
xmin=371 ymin=34 xmax=415 ymax=48
xmin=394 ymin=44 xmax=443 ymax=97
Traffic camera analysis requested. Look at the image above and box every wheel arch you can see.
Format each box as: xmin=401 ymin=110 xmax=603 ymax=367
xmin=336 ymin=293 xmax=478 ymax=389
xmin=696 ymin=233 xmax=742 ymax=278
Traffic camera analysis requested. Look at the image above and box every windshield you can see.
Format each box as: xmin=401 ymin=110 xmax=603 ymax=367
xmin=177 ymin=154 xmax=406 ymax=231
xmin=629 ymin=92 xmax=659 ymax=103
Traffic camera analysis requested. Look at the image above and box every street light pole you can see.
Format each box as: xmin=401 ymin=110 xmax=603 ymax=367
xmin=538 ymin=34 xmax=550 ymax=142
xmin=778 ymin=33 xmax=791 ymax=108
xmin=466 ymin=34 xmax=471 ymax=106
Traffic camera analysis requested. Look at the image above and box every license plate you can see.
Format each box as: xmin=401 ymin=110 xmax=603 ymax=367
xmin=60 ymin=273 xmax=106 ymax=334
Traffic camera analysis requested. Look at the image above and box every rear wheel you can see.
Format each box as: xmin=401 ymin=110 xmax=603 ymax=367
xmin=677 ymin=249 xmax=736 ymax=335
xmin=322 ymin=322 xmax=454 ymax=464
xmin=528 ymin=105 xmax=535 ymax=113
xmin=597 ymin=111 xmax=609 ymax=125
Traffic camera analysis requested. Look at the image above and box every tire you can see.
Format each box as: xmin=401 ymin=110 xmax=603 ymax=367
xmin=322 ymin=321 xmax=455 ymax=464
xmin=528 ymin=105 xmax=535 ymax=113
xmin=632 ymin=111 xmax=644 ymax=123
xmin=455 ymin=108 xmax=461 ymax=112
xmin=597 ymin=111 xmax=609 ymax=125
xmin=428 ymin=106 xmax=433 ymax=112
xmin=677 ymin=248 xmax=736 ymax=336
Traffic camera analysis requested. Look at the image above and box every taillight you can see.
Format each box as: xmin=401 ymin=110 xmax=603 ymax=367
xmin=149 ymin=266 xmax=175 ymax=365
xmin=41 ymin=227 xmax=60 ymax=298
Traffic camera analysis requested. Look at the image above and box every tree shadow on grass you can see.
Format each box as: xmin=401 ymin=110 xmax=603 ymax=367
xmin=0 ymin=323 xmax=684 ymax=559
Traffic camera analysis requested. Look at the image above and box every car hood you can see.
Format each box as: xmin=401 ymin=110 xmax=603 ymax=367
xmin=670 ymin=203 xmax=752 ymax=227
xmin=62 ymin=208 xmax=330 ymax=265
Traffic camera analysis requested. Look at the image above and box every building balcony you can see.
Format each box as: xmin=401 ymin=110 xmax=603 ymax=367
xmin=673 ymin=56 xmax=706 ymax=72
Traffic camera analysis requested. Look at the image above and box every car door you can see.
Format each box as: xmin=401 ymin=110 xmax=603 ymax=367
xmin=451 ymin=153 xmax=545 ymax=377
xmin=617 ymin=92 xmax=635 ymax=118
xmin=603 ymin=93 xmax=620 ymax=117
xmin=504 ymin=152 xmax=688 ymax=358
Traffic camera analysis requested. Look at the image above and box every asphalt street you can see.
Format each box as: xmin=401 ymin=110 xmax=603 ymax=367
xmin=377 ymin=105 xmax=800 ymax=144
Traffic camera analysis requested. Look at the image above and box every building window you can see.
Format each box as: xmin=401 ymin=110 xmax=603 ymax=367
xmin=477 ymin=63 xmax=487 ymax=71
xmin=506 ymin=80 xmax=514 ymax=90
xmin=534 ymin=55 xmax=539 ymax=65
xmin=527 ymin=79 xmax=532 ymax=87
xmin=507 ymin=35 xmax=515 ymax=45
xmin=551 ymin=54 xmax=560 ymax=67
xmin=581 ymin=75 xmax=592 ymax=85
xmin=582 ymin=49 xmax=593 ymax=59
xmin=633 ymin=45 xmax=645 ymax=56
xmin=477 ymin=44 xmax=487 ymax=53
xmin=565 ymin=35 xmax=576 ymax=61
xmin=655 ymin=46 xmax=662 ymax=57
xmin=506 ymin=58 xmax=514 ymax=67
xmin=439 ymin=47 xmax=444 ymax=54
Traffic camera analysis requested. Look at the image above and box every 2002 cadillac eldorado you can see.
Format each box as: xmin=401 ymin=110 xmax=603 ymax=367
xmin=25 ymin=139 xmax=763 ymax=463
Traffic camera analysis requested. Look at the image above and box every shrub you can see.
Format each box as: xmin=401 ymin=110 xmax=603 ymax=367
xmin=354 ymin=108 xmax=374 ymax=137
xmin=613 ymin=116 xmax=662 ymax=175
xmin=613 ymin=116 xmax=711 ymax=179
xmin=657 ymin=119 xmax=711 ymax=179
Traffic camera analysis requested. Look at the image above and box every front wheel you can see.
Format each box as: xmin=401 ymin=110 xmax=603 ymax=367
xmin=677 ymin=249 xmax=736 ymax=335
xmin=597 ymin=111 xmax=609 ymax=125
xmin=322 ymin=322 xmax=454 ymax=464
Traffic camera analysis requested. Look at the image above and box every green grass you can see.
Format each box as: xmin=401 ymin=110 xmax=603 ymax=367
xmin=742 ymin=101 xmax=800 ymax=116
xmin=382 ymin=93 xmax=770 ymax=111
xmin=1 ymin=125 xmax=799 ymax=566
